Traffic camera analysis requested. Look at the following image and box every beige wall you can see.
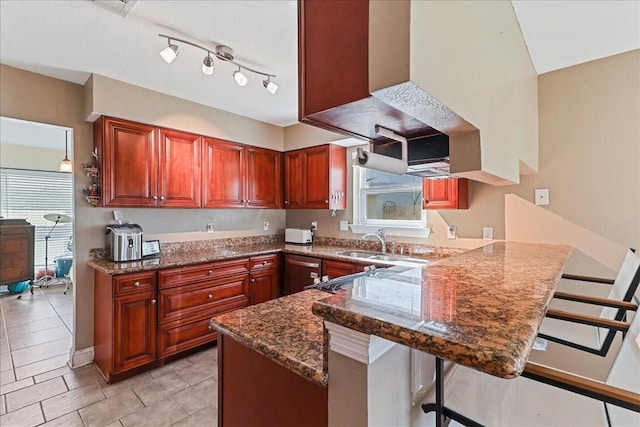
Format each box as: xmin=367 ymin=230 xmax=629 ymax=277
xmin=87 ymin=74 xmax=284 ymax=151
xmin=410 ymin=0 xmax=538 ymax=184
xmin=282 ymin=122 xmax=345 ymax=151
xmin=0 ymin=143 xmax=67 ymax=172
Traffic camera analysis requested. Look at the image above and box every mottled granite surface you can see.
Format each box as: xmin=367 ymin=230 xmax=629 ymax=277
xmin=209 ymin=290 xmax=329 ymax=387
xmin=312 ymin=242 xmax=572 ymax=379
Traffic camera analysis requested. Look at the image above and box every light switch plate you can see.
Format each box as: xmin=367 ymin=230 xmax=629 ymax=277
xmin=447 ymin=226 xmax=457 ymax=239
xmin=535 ymin=188 xmax=549 ymax=205
xmin=339 ymin=221 xmax=349 ymax=231
xmin=483 ymin=227 xmax=493 ymax=240
xmin=263 ymin=221 xmax=269 ymax=231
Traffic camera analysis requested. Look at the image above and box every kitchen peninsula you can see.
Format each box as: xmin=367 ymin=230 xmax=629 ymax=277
xmin=210 ymin=241 xmax=572 ymax=426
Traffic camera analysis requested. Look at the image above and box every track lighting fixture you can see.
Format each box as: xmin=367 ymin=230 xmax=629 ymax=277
xmin=202 ymin=54 xmax=214 ymax=75
xmin=160 ymin=42 xmax=179 ymax=64
xmin=159 ymin=34 xmax=277 ymax=94
xmin=233 ymin=67 xmax=248 ymax=86
xmin=263 ymin=77 xmax=278 ymax=95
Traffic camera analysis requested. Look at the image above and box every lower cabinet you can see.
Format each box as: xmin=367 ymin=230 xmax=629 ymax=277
xmin=95 ymin=255 xmax=281 ymax=383
xmin=94 ymin=270 xmax=157 ymax=383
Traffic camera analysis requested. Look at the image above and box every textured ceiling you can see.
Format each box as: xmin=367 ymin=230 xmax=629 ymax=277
xmin=0 ymin=0 xmax=638 ymax=131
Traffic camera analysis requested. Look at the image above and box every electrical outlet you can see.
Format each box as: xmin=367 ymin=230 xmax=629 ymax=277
xmin=447 ymin=226 xmax=457 ymax=239
xmin=339 ymin=221 xmax=349 ymax=231
xmin=263 ymin=221 xmax=269 ymax=231
xmin=311 ymin=221 xmax=318 ymax=231
xmin=483 ymin=227 xmax=493 ymax=240
xmin=206 ymin=223 xmax=215 ymax=233
xmin=535 ymin=188 xmax=549 ymax=205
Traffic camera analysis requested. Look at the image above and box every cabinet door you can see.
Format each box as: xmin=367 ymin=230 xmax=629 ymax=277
xmin=303 ymin=145 xmax=330 ymax=208
xmin=284 ymin=150 xmax=305 ymax=208
xmin=245 ymin=147 xmax=282 ymax=209
xmin=202 ymin=138 xmax=245 ymax=208
xmin=159 ymin=129 xmax=201 ymax=208
xmin=250 ymin=269 xmax=280 ymax=305
xmin=322 ymin=260 xmax=356 ymax=280
xmin=100 ymin=117 xmax=158 ymax=207
xmin=423 ymin=178 xmax=469 ymax=210
xmin=113 ymin=290 xmax=156 ymax=373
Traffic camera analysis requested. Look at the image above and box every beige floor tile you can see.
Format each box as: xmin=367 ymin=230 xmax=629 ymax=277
xmin=0 ymin=402 xmax=44 ymax=427
xmin=0 ymin=351 xmax=13 ymax=372
xmin=1 ymin=395 xmax=5 ymax=415
xmin=0 ymin=335 xmax=9 ymax=354
xmin=148 ymin=357 xmax=193 ymax=379
xmin=105 ymin=421 xmax=123 ymax=427
xmin=172 ymin=377 xmax=217 ymax=415
xmin=41 ymin=410 xmax=84 ymax=427
xmin=0 ymin=376 xmax=34 ymax=395
xmin=34 ymin=365 xmax=73 ymax=383
xmin=78 ymin=389 xmax=143 ymax=426
xmin=5 ymin=377 xmax=66 ymax=412
xmin=0 ymin=369 xmax=15 ymax=386
xmin=12 ymin=336 xmax=71 ymax=368
xmin=15 ymin=354 xmax=69 ymax=380
xmin=132 ymin=372 xmax=190 ymax=406
xmin=63 ymin=364 xmax=107 ymax=390
xmin=176 ymin=357 xmax=218 ymax=385
xmin=6 ymin=317 xmax=65 ymax=339
xmin=3 ymin=307 xmax=59 ymax=327
xmin=120 ymin=396 xmax=187 ymax=426
xmin=101 ymin=372 xmax=153 ymax=398
xmin=41 ymin=382 xmax=104 ymax=422
xmin=8 ymin=326 xmax=71 ymax=351
xmin=186 ymin=345 xmax=217 ymax=363
xmin=171 ymin=404 xmax=218 ymax=427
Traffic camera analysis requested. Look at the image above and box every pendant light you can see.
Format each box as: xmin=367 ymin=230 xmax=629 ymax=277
xmin=59 ymin=130 xmax=72 ymax=173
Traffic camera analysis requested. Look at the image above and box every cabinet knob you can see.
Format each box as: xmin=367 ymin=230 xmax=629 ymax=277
xmin=208 ymin=270 xmax=214 ymax=275
xmin=284 ymin=201 xmax=288 ymax=204
xmin=133 ymin=281 xmax=140 ymax=287
xmin=151 ymin=299 xmax=156 ymax=304
xmin=263 ymin=261 xmax=268 ymax=265
xmin=325 ymin=200 xmax=329 ymax=203
xmin=208 ymin=294 xmax=213 ymax=299
xmin=153 ymin=196 xmax=159 ymax=201
xmin=251 ymin=278 xmax=255 ymax=282
xmin=160 ymin=196 xmax=165 ymax=202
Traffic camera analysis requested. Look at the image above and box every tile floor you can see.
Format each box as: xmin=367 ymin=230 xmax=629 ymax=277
xmin=0 ymin=285 xmax=218 ymax=426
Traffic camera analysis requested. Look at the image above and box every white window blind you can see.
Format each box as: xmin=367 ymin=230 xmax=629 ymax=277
xmin=0 ymin=168 xmax=73 ymax=271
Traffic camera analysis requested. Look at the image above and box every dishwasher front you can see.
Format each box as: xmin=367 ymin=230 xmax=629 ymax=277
xmin=283 ymin=254 xmax=322 ymax=295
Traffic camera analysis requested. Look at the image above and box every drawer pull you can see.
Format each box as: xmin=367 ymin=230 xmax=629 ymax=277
xmin=208 ymin=270 xmax=214 ymax=276
xmin=263 ymin=261 xmax=268 ymax=265
xmin=251 ymin=278 xmax=256 ymax=282
xmin=151 ymin=299 xmax=157 ymax=304
xmin=208 ymin=294 xmax=213 ymax=299
xmin=134 ymin=281 xmax=140 ymax=287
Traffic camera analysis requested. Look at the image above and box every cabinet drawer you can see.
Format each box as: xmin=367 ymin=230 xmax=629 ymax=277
xmin=113 ymin=272 xmax=156 ymax=296
xmin=250 ymin=254 xmax=280 ymax=271
xmin=158 ymin=274 xmax=250 ymax=324
xmin=157 ymin=316 xmax=218 ymax=358
xmin=0 ymin=227 xmax=32 ymax=237
xmin=0 ymin=238 xmax=28 ymax=253
xmin=158 ymin=258 xmax=249 ymax=289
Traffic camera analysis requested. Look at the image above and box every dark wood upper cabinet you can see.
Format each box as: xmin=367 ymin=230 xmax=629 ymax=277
xmin=159 ymin=129 xmax=201 ymax=208
xmin=284 ymin=144 xmax=346 ymax=210
xmin=96 ymin=117 xmax=201 ymax=208
xmin=202 ymin=138 xmax=282 ymax=209
xmin=423 ymin=177 xmax=469 ymax=210
xmin=202 ymin=138 xmax=245 ymax=208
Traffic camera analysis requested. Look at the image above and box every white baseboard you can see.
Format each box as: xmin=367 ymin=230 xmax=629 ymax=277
xmin=68 ymin=346 xmax=94 ymax=368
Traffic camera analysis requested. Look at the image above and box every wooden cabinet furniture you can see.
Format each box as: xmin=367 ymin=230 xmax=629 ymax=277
xmin=94 ymin=270 xmax=157 ymax=383
xmin=249 ymin=254 xmax=281 ymax=305
xmin=157 ymin=259 xmax=250 ymax=358
xmin=202 ymin=138 xmax=282 ymax=209
xmin=322 ymin=259 xmax=367 ymax=281
xmin=423 ymin=177 xmax=469 ymax=210
xmin=284 ymin=144 xmax=346 ymax=210
xmin=0 ymin=219 xmax=35 ymax=286
xmin=95 ymin=117 xmax=201 ymax=208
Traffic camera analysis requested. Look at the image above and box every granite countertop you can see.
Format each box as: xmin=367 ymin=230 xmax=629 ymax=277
xmin=209 ymin=289 xmax=329 ymax=387
xmin=312 ymin=241 xmax=572 ymax=379
xmin=88 ymin=242 xmax=445 ymax=275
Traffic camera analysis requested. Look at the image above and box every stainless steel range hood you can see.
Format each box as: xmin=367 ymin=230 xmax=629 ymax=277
xmin=372 ymin=133 xmax=451 ymax=177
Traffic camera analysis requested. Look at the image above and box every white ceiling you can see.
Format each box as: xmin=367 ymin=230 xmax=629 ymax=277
xmin=0 ymin=0 xmax=638 ymax=132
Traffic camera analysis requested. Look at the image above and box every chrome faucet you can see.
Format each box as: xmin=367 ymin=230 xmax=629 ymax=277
xmin=362 ymin=229 xmax=386 ymax=253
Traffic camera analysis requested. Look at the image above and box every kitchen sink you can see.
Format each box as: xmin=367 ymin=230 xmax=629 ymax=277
xmin=337 ymin=251 xmax=430 ymax=267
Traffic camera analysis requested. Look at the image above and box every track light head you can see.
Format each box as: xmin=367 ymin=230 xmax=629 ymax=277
xmin=263 ymin=78 xmax=278 ymax=95
xmin=233 ymin=68 xmax=248 ymax=86
xmin=202 ymin=54 xmax=214 ymax=75
xmin=160 ymin=42 xmax=179 ymax=63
